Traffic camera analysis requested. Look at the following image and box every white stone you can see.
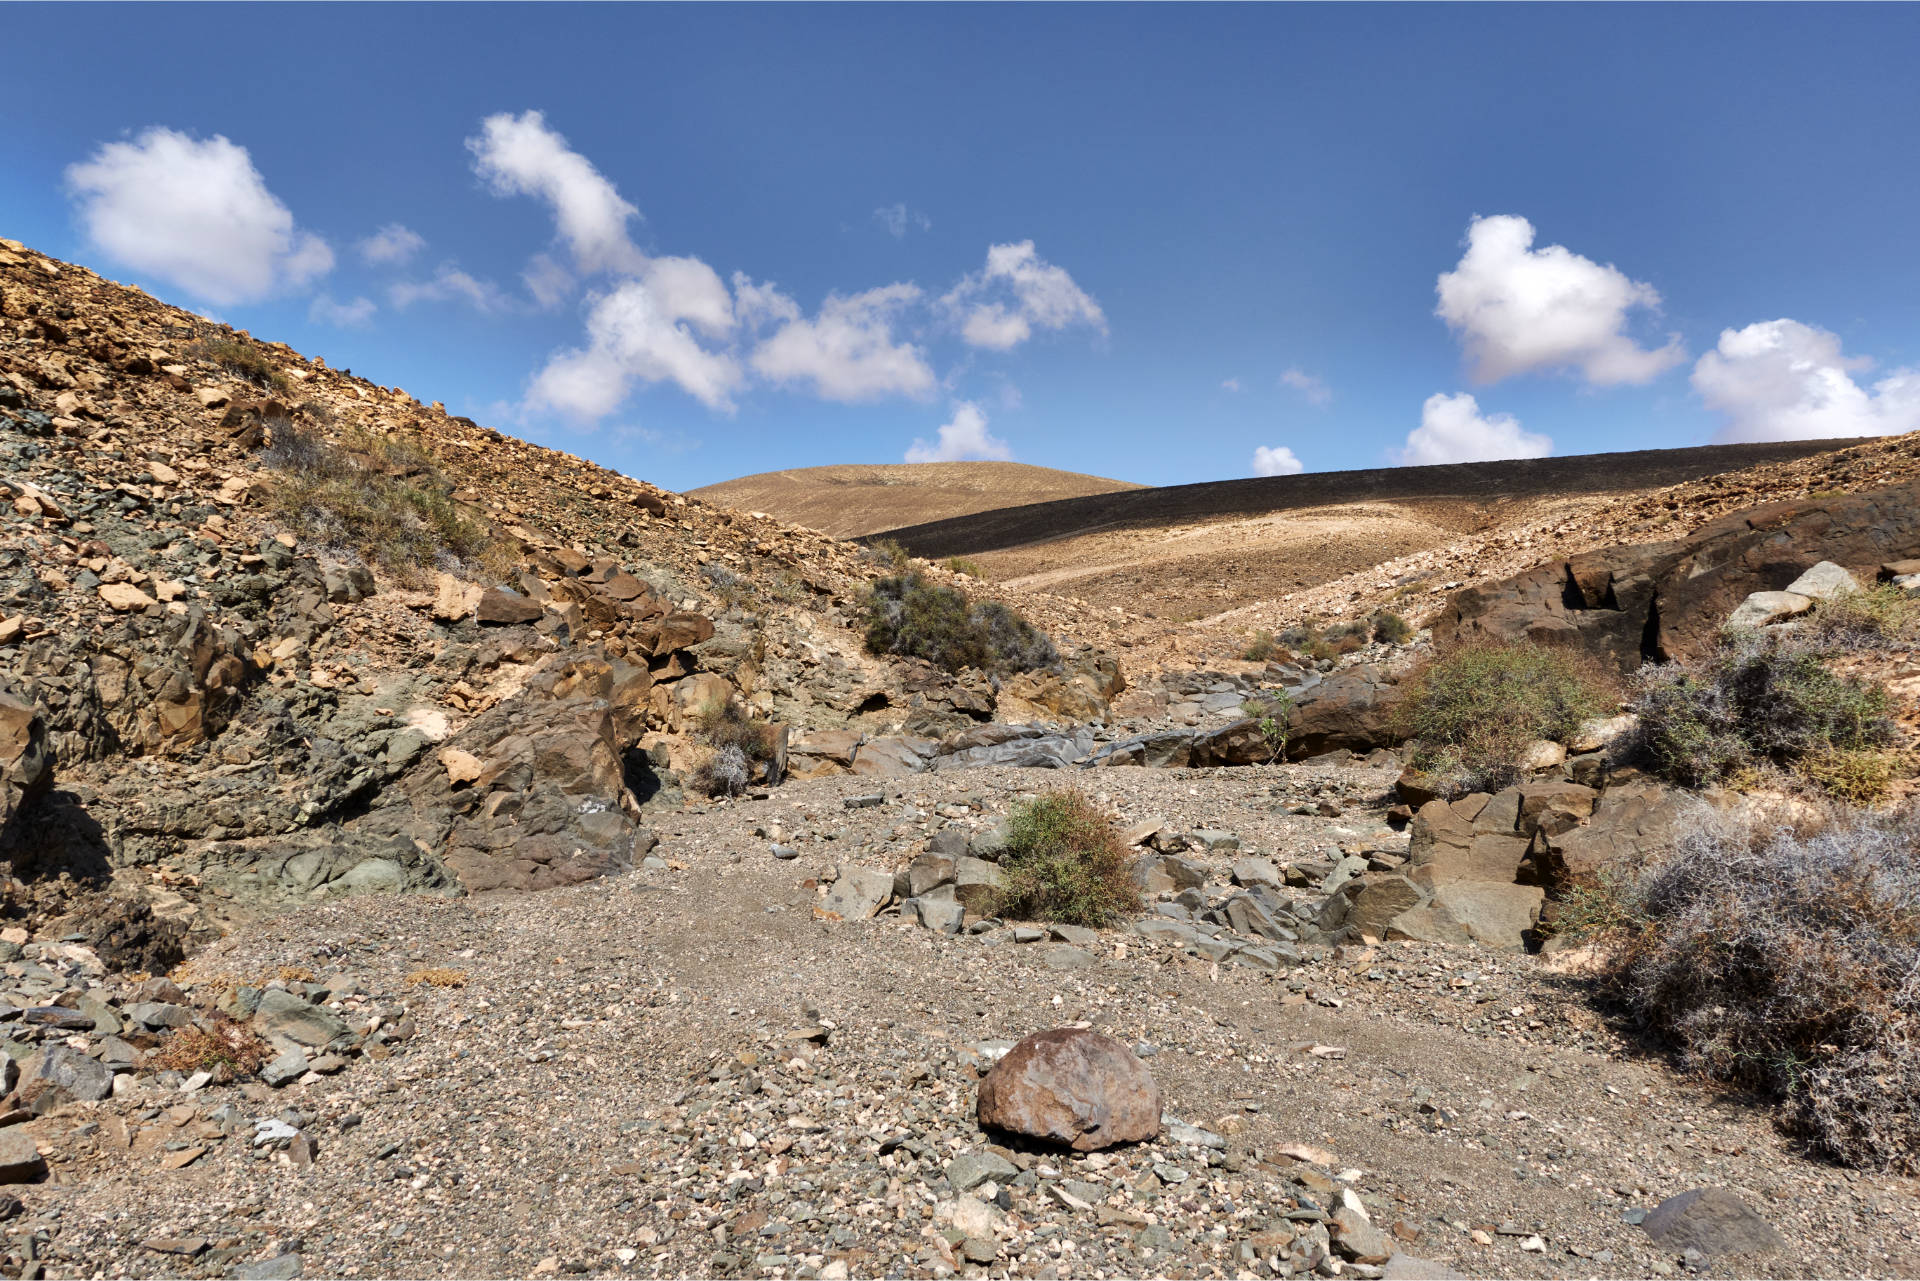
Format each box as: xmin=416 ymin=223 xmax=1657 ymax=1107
xmin=1725 ymin=590 xmax=1813 ymax=630
xmin=1783 ymin=560 xmax=1861 ymax=601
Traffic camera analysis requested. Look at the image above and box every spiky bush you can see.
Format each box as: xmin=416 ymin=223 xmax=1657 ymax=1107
xmin=689 ymin=699 xmax=778 ymax=796
xmin=1809 ymin=585 xmax=1920 ymax=651
xmin=1401 ymin=642 xmax=1614 ymax=794
xmin=994 ymin=789 xmax=1141 ymax=928
xmin=1629 ymin=632 xmax=1894 ymax=789
xmin=1611 ymin=808 xmax=1920 ymax=1171
xmin=863 ymin=573 xmax=1056 ymax=675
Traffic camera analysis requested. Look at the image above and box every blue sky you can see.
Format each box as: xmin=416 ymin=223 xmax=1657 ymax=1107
xmin=5 ymin=3 xmax=1918 ymax=491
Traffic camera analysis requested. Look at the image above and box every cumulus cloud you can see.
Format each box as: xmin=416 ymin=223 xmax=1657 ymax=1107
xmin=64 ymin=127 xmax=333 ymax=306
xmin=1397 ymin=392 xmax=1553 ymax=466
xmin=522 ymin=252 xmax=574 ymax=308
xmin=1435 ymin=214 xmax=1684 ymax=386
xmin=906 ymin=402 xmax=1011 ymax=463
xmin=526 ymin=278 xmax=745 ymax=418
xmin=1280 ymin=367 xmax=1331 ymax=406
xmin=388 ymin=263 xmax=510 ymax=313
xmin=468 ymin=110 xmax=646 ymax=275
xmin=874 ymin=204 xmax=931 ymax=238
xmin=744 ymin=279 xmax=935 ymax=402
xmin=1252 ymin=445 xmax=1305 ymax=477
xmin=359 ymin=223 xmax=425 ymax=265
xmin=1692 ymin=319 xmax=1920 ymax=443
xmin=308 ymin=294 xmax=376 ymax=328
xmin=944 ymin=241 xmax=1105 ymax=350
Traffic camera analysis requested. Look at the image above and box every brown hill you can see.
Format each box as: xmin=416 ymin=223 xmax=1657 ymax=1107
xmin=689 ymin=460 xmax=1144 ymax=538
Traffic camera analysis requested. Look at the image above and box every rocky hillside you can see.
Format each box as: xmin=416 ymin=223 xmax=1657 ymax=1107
xmin=689 ymin=462 xmax=1144 ymax=540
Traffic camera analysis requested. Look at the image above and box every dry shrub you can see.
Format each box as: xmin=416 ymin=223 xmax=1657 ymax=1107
xmin=1797 ymin=748 xmax=1904 ymax=805
xmin=944 ymin=556 xmax=987 ymax=579
xmin=1810 ymin=585 xmax=1920 ymax=651
xmin=190 ymin=336 xmax=291 ymax=395
xmin=1610 ymin=807 xmax=1920 ymax=1171
xmin=1241 ymin=630 xmax=1280 ymax=662
xmin=1629 ymin=631 xmax=1894 ymax=791
xmin=406 ymin=967 xmax=468 ymax=988
xmin=261 ymin=422 xmax=500 ymax=579
xmin=152 ymin=1017 xmax=273 ymax=1077
xmin=689 ymin=699 xmax=778 ymax=797
xmin=995 ymin=789 xmax=1141 ymax=928
xmin=863 ymin=573 xmax=1056 ymax=675
xmin=276 ymin=965 xmax=314 ymax=983
xmin=1401 ymin=642 xmax=1615 ymax=795
xmin=1371 ymin=610 xmax=1414 ymax=645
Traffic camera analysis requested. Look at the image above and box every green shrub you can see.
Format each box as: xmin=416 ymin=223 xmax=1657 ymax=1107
xmin=1630 ymin=632 xmax=1894 ymax=789
xmin=261 ymin=422 xmax=499 ymax=579
xmin=1371 ymin=610 xmax=1414 ymax=645
xmin=1609 ymin=808 xmax=1920 ymax=1172
xmin=863 ymin=572 xmax=1056 ymax=674
xmin=191 ymin=336 xmax=291 ymax=395
xmin=864 ymin=537 xmax=912 ymax=572
xmin=1241 ymin=630 xmax=1279 ymax=662
xmin=688 ymin=699 xmax=778 ymax=797
xmin=944 ymin=556 xmax=987 ymax=579
xmin=1402 ymin=642 xmax=1614 ymax=794
xmin=1240 ymin=690 xmax=1294 ymax=762
xmin=994 ymin=790 xmax=1141 ymax=928
xmin=1796 ymin=748 xmax=1903 ymax=806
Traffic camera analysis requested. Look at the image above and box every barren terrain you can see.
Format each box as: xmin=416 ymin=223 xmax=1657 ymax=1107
xmin=690 ymin=463 xmax=1144 ymax=540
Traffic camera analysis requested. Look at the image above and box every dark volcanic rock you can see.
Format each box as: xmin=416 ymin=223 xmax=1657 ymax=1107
xmin=1640 ymin=1187 xmax=1785 ymax=1258
xmin=1284 ymin=666 xmax=1406 ymax=758
xmin=977 ymin=1028 xmax=1162 ymax=1151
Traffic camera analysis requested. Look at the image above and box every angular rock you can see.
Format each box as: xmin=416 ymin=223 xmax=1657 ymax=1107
xmin=20 ymin=1044 xmax=113 ymax=1107
xmin=0 ymin=693 xmax=50 ymax=835
xmin=907 ymin=852 xmax=957 ymax=897
xmin=476 ymin=587 xmax=543 ymax=626
xmin=432 ymin=573 xmax=483 ymax=623
xmin=816 ymin=865 xmax=893 ymax=921
xmin=953 ymin=857 xmax=1003 ymax=913
xmin=947 ymin=1149 xmax=1018 ymax=1191
xmin=1726 ymin=590 xmax=1814 ymax=630
xmin=1783 ymin=560 xmax=1861 ymax=601
xmin=977 ymin=1028 xmax=1162 ymax=1151
xmin=1640 ymin=1187 xmax=1785 ymax=1259
xmin=252 ymin=989 xmax=349 ymax=1048
xmin=0 ymin=1130 xmax=44 ymax=1184
xmin=850 ymin=736 xmax=933 ymax=777
xmin=1285 ymin=666 xmax=1406 ymax=758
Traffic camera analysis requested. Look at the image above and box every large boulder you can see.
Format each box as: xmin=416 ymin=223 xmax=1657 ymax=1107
xmin=1640 ymin=1188 xmax=1785 ymax=1259
xmin=1435 ymin=481 xmax=1920 ymax=671
xmin=1284 ymin=666 xmax=1406 ymax=758
xmin=977 ymin=1028 xmax=1162 ymax=1151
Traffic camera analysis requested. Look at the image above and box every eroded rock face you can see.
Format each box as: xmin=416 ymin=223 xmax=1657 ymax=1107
xmin=1284 ymin=666 xmax=1406 ymax=759
xmin=1435 ymin=481 xmax=1920 ymax=671
xmin=0 ymin=690 xmax=51 ymax=834
xmin=977 ymin=1028 xmax=1162 ymax=1151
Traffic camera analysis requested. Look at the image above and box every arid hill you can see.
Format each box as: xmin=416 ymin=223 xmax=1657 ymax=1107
xmin=873 ymin=442 xmax=1872 ymax=621
xmin=689 ymin=460 xmax=1144 ymax=539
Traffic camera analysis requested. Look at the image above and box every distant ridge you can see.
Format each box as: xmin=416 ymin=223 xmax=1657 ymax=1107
xmin=875 ymin=439 xmax=1870 ymax=559
xmin=690 ymin=460 xmax=1143 ymax=538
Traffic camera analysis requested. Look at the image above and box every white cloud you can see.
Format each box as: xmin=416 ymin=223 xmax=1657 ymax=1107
xmin=1692 ymin=319 xmax=1920 ymax=443
xmin=1280 ymin=367 xmax=1331 ymax=406
xmin=1435 ymin=214 xmax=1684 ymax=386
xmin=309 ymin=294 xmax=376 ymax=328
xmin=467 ymin=110 xmax=646 ymax=275
xmin=1252 ymin=445 xmax=1305 ymax=477
xmin=359 ymin=223 xmax=425 ymax=265
xmin=388 ymin=263 xmax=510 ymax=313
xmin=64 ymin=127 xmax=332 ymax=306
xmin=526 ymin=278 xmax=744 ymax=418
xmin=1397 ymin=392 xmax=1553 ymax=466
xmin=522 ymin=252 xmax=573 ymax=308
xmin=944 ymin=240 xmax=1105 ymax=350
xmin=745 ymin=279 xmax=935 ymax=402
xmin=874 ymin=203 xmax=932 ymax=238
xmin=906 ymin=402 xmax=1011 ymax=463
xmin=1221 ymin=377 xmax=1243 ymax=393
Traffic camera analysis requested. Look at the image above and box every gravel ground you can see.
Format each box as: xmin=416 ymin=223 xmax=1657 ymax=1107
xmin=16 ymin=766 xmax=1920 ymax=1280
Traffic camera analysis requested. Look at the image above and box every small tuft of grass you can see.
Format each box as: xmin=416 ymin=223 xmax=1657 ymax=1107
xmin=1241 ymin=630 xmax=1280 ymax=663
xmin=864 ymin=537 xmax=912 ymax=573
xmin=993 ymin=789 xmax=1142 ymax=928
xmin=944 ymin=556 xmax=987 ymax=580
xmin=406 ymin=967 xmax=469 ymax=988
xmin=1239 ymin=690 xmax=1294 ymax=762
xmin=276 ymin=965 xmax=314 ymax=983
xmin=1810 ymin=584 xmax=1920 ymax=651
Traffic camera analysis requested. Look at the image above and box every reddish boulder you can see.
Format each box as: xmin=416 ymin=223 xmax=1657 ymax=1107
xmin=977 ymin=1028 xmax=1162 ymax=1151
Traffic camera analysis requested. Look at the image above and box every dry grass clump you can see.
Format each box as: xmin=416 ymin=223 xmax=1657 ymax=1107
xmin=1371 ymin=610 xmax=1414 ymax=645
xmin=406 ymin=967 xmax=468 ymax=988
xmin=994 ymin=789 xmax=1141 ymax=928
xmin=1809 ymin=584 xmax=1920 ymax=650
xmin=1401 ymin=642 xmax=1615 ymax=795
xmin=689 ymin=699 xmax=780 ymax=797
xmin=261 ymin=421 xmax=502 ymax=579
xmin=1629 ymin=631 xmax=1894 ymax=792
xmin=1608 ymin=807 xmax=1920 ymax=1172
xmin=152 ymin=1017 xmax=273 ymax=1077
xmin=190 ymin=336 xmax=291 ymax=395
xmin=944 ymin=556 xmax=987 ymax=580
xmin=863 ymin=573 xmax=1057 ymax=675
xmin=1241 ymin=629 xmax=1281 ymax=663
